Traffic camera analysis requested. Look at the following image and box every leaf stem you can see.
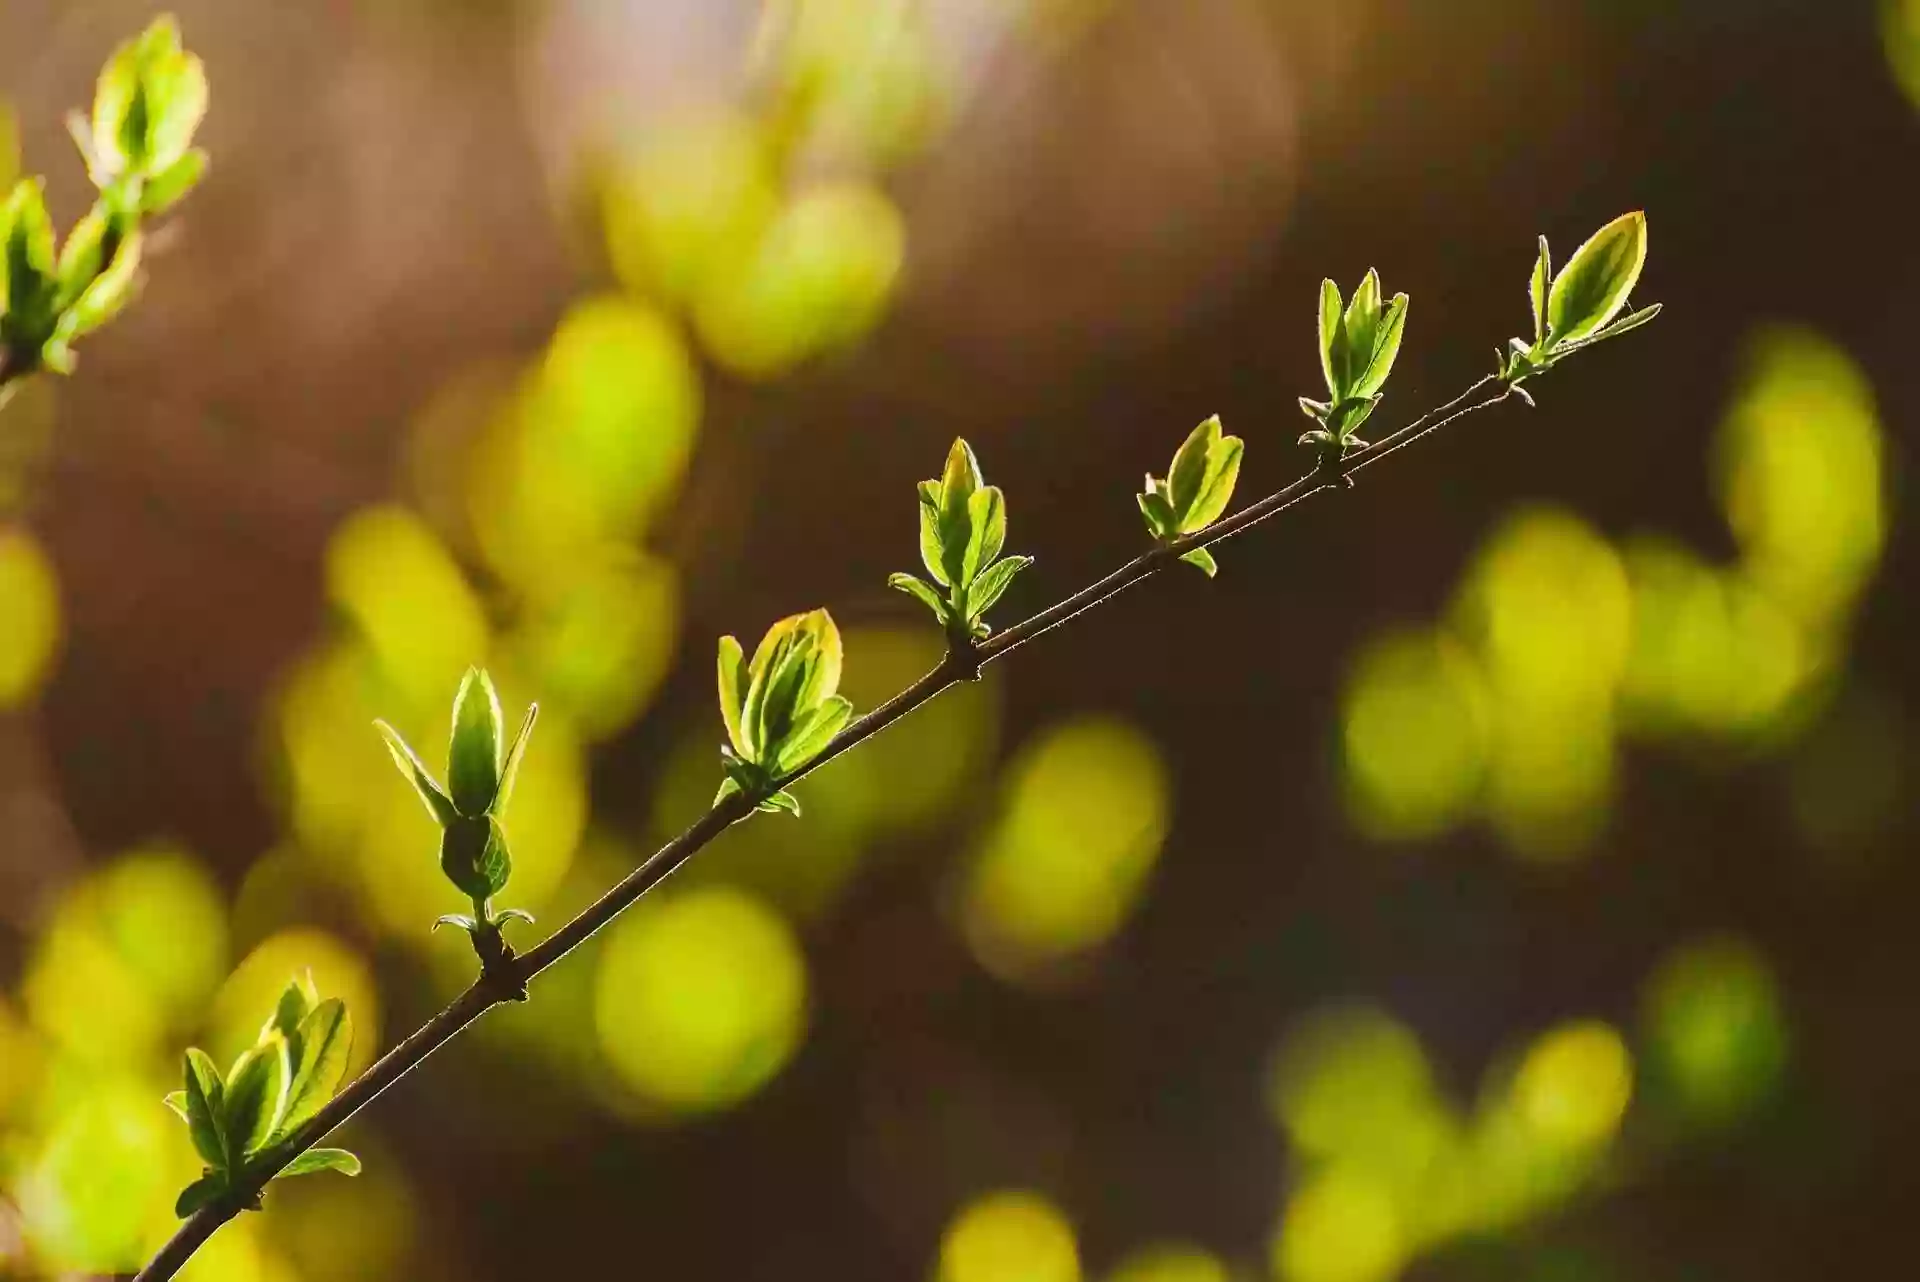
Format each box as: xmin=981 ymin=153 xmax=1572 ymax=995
xmin=132 ymin=372 xmax=1518 ymax=1282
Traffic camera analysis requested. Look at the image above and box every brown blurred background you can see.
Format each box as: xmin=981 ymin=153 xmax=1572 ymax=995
xmin=0 ymin=1 xmax=1915 ymax=1279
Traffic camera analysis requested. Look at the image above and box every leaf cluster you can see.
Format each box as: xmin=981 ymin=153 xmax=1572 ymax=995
xmin=165 ymin=975 xmax=359 ymax=1217
xmin=0 ymin=16 xmax=207 ymax=380
xmin=716 ymin=608 xmax=853 ymax=815
xmin=888 ymin=438 xmax=1034 ymax=644
xmin=1137 ymin=415 xmax=1245 ymax=577
xmin=377 ymin=668 xmax=540 ymax=939
xmin=1298 ymin=269 xmax=1409 ymax=453
xmin=1500 ymin=211 xmax=1660 ymax=397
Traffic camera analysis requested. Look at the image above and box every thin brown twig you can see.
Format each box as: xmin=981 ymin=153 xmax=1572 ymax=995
xmin=132 ymin=373 xmax=1518 ymax=1281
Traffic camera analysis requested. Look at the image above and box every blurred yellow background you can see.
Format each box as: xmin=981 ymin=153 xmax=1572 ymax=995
xmin=0 ymin=1 xmax=1912 ymax=1279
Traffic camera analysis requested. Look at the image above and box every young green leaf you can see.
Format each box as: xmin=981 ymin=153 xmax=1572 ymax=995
xmin=58 ymin=230 xmax=142 ymax=341
xmin=439 ymin=816 xmax=498 ymax=903
xmin=759 ymin=789 xmax=802 ymax=817
xmin=175 ymin=1172 xmax=225 ymax=1218
xmin=1167 ymin=416 xmax=1220 ymax=520
xmin=888 ymin=572 xmax=949 ymax=624
xmin=1179 ymin=547 xmax=1219 ymax=577
xmin=916 ymin=480 xmax=950 ymax=587
xmin=279 ymin=1148 xmax=362 ymax=1178
xmin=4 ymin=179 xmax=56 ymax=321
xmin=280 ymin=998 xmax=352 ymax=1136
xmin=962 ymin=485 xmax=1006 ymax=587
xmin=1137 ymin=487 xmax=1176 ymax=540
xmin=790 ymin=609 xmax=843 ymax=717
xmin=937 ymin=439 xmax=983 ymax=579
xmin=1547 ymin=210 xmax=1647 ymax=345
xmin=717 ymin=634 xmax=750 ymax=757
xmin=142 ymin=147 xmax=207 ymax=214
xmin=264 ymin=975 xmax=318 ymax=1045
xmin=966 ymin=554 xmax=1032 ymax=623
xmin=448 ymin=667 xmax=505 ymax=816
xmin=222 ymin=1035 xmax=290 ymax=1159
xmin=375 ymin=721 xmax=459 ymax=828
xmin=164 ymin=1090 xmax=191 ymax=1122
xmin=491 ymin=703 xmax=539 ymax=818
xmin=1530 ymin=235 xmax=1551 ymax=346
xmin=1341 ymin=269 xmax=1384 ymax=387
xmin=1180 ymin=430 xmax=1243 ymax=533
xmin=493 ymin=907 xmax=536 ymax=929
xmin=181 ymin=1048 xmax=227 ymax=1170
xmin=433 ymin=913 xmax=478 ymax=933
xmin=1350 ymin=292 xmax=1408 ymax=400
xmin=1317 ymin=278 xmax=1343 ymax=394
xmin=773 ymin=694 xmax=853 ymax=774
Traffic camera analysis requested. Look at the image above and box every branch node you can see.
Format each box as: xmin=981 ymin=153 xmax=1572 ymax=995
xmin=471 ymin=924 xmax=530 ymax=1003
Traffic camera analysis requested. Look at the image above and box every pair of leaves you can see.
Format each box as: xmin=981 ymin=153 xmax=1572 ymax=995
xmin=1299 ymin=269 xmax=1410 ymax=450
xmin=0 ymin=180 xmax=145 ymax=374
xmin=1137 ymin=415 xmax=1245 ymax=578
xmin=1503 ymin=211 xmax=1661 ymax=387
xmin=889 ymin=438 xmax=1034 ymax=640
xmin=716 ymin=607 xmax=854 ymax=815
xmin=70 ymin=15 xmax=210 ymax=212
xmin=166 ymin=975 xmax=360 ymax=1217
xmin=377 ymin=667 xmax=539 ymax=921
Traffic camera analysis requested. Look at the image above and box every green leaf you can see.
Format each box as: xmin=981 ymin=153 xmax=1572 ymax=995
xmin=281 ymin=998 xmax=351 ymax=1137
xmin=433 ymin=913 xmax=478 ymax=933
xmin=58 ymin=229 xmax=142 ymax=341
xmin=222 ymin=1035 xmax=290 ymax=1159
xmin=278 ymin=1147 xmax=361 ymax=1178
xmin=1317 ymin=278 xmax=1343 ymax=396
xmin=1181 ymin=432 xmax=1243 ymax=533
xmin=54 ymin=211 xmax=110 ymax=310
xmin=182 ymin=1048 xmax=227 ymax=1170
xmin=916 ymin=479 xmax=950 ymax=587
xmin=1350 ymin=292 xmax=1408 ymax=400
xmin=773 ymin=694 xmax=853 ymax=774
xmin=962 ymin=485 xmax=1006 ymax=588
xmin=1530 ymin=235 xmax=1550 ymax=346
xmin=888 ymin=572 xmax=950 ymax=624
xmin=1547 ymin=210 xmax=1647 ymax=345
xmin=490 ymin=702 xmax=538 ymax=817
xmin=791 ymin=608 xmax=843 ymax=716
xmin=375 ymin=721 xmax=459 ymax=828
xmin=1579 ymin=301 xmax=1663 ymax=346
xmin=1179 ymin=547 xmax=1219 ymax=577
xmin=967 ymin=554 xmax=1032 ymax=623
xmin=759 ymin=789 xmax=802 ymax=816
xmin=143 ymin=38 xmax=208 ymax=174
xmin=1167 ymin=415 xmax=1220 ymax=520
xmin=89 ymin=32 xmax=142 ymax=178
xmin=937 ymin=439 xmax=983 ymax=586
xmin=1137 ymin=487 xmax=1175 ymax=539
xmin=439 ymin=815 xmax=505 ymax=902
xmin=1298 ymin=396 xmax=1332 ymax=422
xmin=492 ymin=907 xmax=536 ymax=929
xmin=263 ymin=974 xmax=318 ymax=1045
xmin=713 ymin=774 xmax=746 ymax=807
xmin=448 ymin=667 xmax=505 ymax=816
xmin=142 ymin=147 xmax=207 ymax=214
xmin=175 ymin=1172 xmax=224 ymax=1218
xmin=716 ymin=634 xmax=750 ymax=758
xmin=1340 ymin=270 xmax=1384 ymax=392
xmin=741 ymin=613 xmax=813 ymax=760
xmin=164 ymin=1090 xmax=190 ymax=1122
xmin=4 ymin=179 xmax=56 ymax=322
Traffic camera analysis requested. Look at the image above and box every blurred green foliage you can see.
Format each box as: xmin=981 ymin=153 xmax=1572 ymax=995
xmin=1343 ymin=326 xmax=1886 ymax=860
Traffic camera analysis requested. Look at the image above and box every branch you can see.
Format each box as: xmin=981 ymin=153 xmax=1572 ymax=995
xmin=133 ymin=374 xmax=1517 ymax=1281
